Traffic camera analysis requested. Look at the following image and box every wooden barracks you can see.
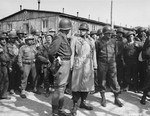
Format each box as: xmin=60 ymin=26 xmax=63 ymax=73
xmin=0 ymin=9 xmax=131 ymax=34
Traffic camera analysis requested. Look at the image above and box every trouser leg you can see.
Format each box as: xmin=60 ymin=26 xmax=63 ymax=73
xmin=1 ymin=66 xmax=9 ymax=97
xmin=80 ymin=92 xmax=93 ymax=110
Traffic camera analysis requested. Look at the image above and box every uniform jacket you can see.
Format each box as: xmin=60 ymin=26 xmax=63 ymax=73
xmin=48 ymin=31 xmax=72 ymax=59
xmin=36 ymin=43 xmax=50 ymax=64
xmin=18 ymin=44 xmax=37 ymax=67
xmin=0 ymin=45 xmax=10 ymax=64
xmin=96 ymin=36 xmax=117 ymax=63
xmin=123 ymin=40 xmax=142 ymax=64
xmin=70 ymin=35 xmax=97 ymax=92
xmin=116 ymin=36 xmax=127 ymax=62
xmin=7 ymin=43 xmax=19 ymax=61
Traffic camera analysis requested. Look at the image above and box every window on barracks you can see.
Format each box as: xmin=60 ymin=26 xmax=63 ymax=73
xmin=92 ymin=25 xmax=95 ymax=30
xmin=42 ymin=19 xmax=48 ymax=29
xmin=7 ymin=24 xmax=12 ymax=30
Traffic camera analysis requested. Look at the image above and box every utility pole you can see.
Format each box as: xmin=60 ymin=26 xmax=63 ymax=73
xmin=110 ymin=0 xmax=113 ymax=28
xmin=38 ymin=0 xmax=40 ymax=10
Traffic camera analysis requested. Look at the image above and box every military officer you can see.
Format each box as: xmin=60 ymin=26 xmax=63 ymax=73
xmin=48 ymin=19 xmax=72 ymax=116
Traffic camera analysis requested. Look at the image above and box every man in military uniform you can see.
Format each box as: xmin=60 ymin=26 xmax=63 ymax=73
xmin=90 ymin=30 xmax=97 ymax=41
xmin=96 ymin=26 xmax=123 ymax=107
xmin=116 ymin=28 xmax=127 ymax=89
xmin=0 ymin=34 xmax=11 ymax=99
xmin=18 ymin=35 xmax=38 ymax=98
xmin=47 ymin=28 xmax=56 ymax=38
xmin=7 ymin=30 xmax=19 ymax=94
xmin=140 ymin=29 xmax=150 ymax=105
xmin=123 ymin=31 xmax=142 ymax=92
xmin=48 ymin=19 xmax=72 ymax=116
xmin=36 ymin=34 xmax=52 ymax=97
xmin=137 ymin=27 xmax=147 ymax=90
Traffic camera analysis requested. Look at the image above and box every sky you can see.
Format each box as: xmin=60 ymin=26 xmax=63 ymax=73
xmin=0 ymin=0 xmax=150 ymax=28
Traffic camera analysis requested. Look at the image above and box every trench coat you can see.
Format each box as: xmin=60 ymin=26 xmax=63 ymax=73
xmin=70 ymin=36 xmax=97 ymax=92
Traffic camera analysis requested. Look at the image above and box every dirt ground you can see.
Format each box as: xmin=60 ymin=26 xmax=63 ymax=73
xmin=0 ymin=90 xmax=150 ymax=116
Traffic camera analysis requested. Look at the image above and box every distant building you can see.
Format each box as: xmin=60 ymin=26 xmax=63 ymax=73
xmin=0 ymin=9 xmax=131 ymax=34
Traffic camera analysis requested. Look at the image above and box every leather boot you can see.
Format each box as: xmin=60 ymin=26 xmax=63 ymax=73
xmin=140 ymin=92 xmax=147 ymax=105
xmin=79 ymin=100 xmax=93 ymax=110
xmin=71 ymin=102 xmax=78 ymax=116
xmin=100 ymin=92 xmax=106 ymax=107
xmin=58 ymin=98 xmax=72 ymax=116
xmin=52 ymin=105 xmax=59 ymax=116
xmin=114 ymin=93 xmax=123 ymax=107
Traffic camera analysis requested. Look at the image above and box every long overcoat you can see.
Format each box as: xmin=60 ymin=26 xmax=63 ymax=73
xmin=70 ymin=36 xmax=97 ymax=92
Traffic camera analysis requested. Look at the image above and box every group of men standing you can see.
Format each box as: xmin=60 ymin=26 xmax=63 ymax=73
xmin=0 ymin=18 xmax=150 ymax=116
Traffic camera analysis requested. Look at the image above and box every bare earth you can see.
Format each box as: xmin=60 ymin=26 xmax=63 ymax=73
xmin=0 ymin=91 xmax=150 ymax=116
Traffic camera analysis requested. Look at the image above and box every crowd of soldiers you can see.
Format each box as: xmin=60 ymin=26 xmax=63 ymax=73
xmin=0 ymin=18 xmax=150 ymax=116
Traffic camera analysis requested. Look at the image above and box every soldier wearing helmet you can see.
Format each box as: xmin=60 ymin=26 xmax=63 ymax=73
xmin=0 ymin=34 xmax=11 ymax=99
xmin=97 ymin=28 xmax=103 ymax=40
xmin=140 ymin=29 xmax=150 ymax=105
xmin=115 ymin=28 xmax=127 ymax=88
xmin=90 ymin=30 xmax=97 ymax=41
xmin=70 ymin=22 xmax=97 ymax=116
xmin=18 ymin=35 xmax=39 ymax=98
xmin=96 ymin=25 xmax=123 ymax=107
xmin=123 ymin=31 xmax=143 ymax=92
xmin=136 ymin=27 xmax=147 ymax=91
xmin=47 ymin=28 xmax=56 ymax=38
xmin=7 ymin=30 xmax=19 ymax=94
xmin=48 ymin=19 xmax=72 ymax=116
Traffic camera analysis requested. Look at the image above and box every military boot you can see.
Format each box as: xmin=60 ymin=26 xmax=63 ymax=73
xmin=114 ymin=93 xmax=123 ymax=107
xmin=79 ymin=100 xmax=93 ymax=110
xmin=140 ymin=92 xmax=147 ymax=105
xmin=100 ymin=92 xmax=106 ymax=107
xmin=71 ymin=102 xmax=78 ymax=116
xmin=52 ymin=105 xmax=59 ymax=116
xmin=58 ymin=98 xmax=72 ymax=116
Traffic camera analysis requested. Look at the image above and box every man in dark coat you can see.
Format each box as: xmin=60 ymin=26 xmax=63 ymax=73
xmin=48 ymin=19 xmax=72 ymax=116
xmin=140 ymin=29 xmax=150 ymax=105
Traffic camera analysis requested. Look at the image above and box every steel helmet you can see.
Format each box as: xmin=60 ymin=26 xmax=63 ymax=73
xmin=0 ymin=34 xmax=7 ymax=40
xmin=79 ymin=23 xmax=89 ymax=31
xmin=59 ymin=19 xmax=72 ymax=30
xmin=16 ymin=30 xmax=24 ymax=34
xmin=137 ymin=27 xmax=146 ymax=33
xmin=116 ymin=28 xmax=124 ymax=34
xmin=9 ymin=30 xmax=18 ymax=38
xmin=90 ymin=30 xmax=97 ymax=35
xmin=25 ymin=35 xmax=34 ymax=41
xmin=49 ymin=28 xmax=56 ymax=32
xmin=102 ymin=26 xmax=113 ymax=34
xmin=126 ymin=31 xmax=135 ymax=38
xmin=146 ymin=29 xmax=150 ymax=36
xmin=97 ymin=29 xmax=103 ymax=35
